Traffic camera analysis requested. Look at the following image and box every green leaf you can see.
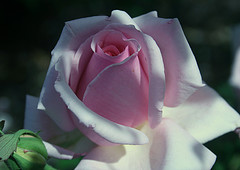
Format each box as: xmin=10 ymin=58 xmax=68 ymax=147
xmin=0 ymin=134 xmax=17 ymax=161
xmin=0 ymin=129 xmax=40 ymax=161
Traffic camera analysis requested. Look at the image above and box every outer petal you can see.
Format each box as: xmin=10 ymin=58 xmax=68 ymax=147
xmin=76 ymin=119 xmax=216 ymax=170
xmin=163 ymin=85 xmax=240 ymax=143
xmin=43 ymin=141 xmax=82 ymax=160
xmin=134 ymin=12 xmax=204 ymax=107
xmin=24 ymin=95 xmax=65 ymax=141
xmin=109 ymin=10 xmax=140 ymax=30
xmin=69 ymin=37 xmax=94 ymax=93
xmin=54 ymin=56 xmax=149 ymax=145
xmin=24 ymin=95 xmax=96 ymax=155
xmin=142 ymin=33 xmax=165 ymax=128
xmin=24 ymin=96 xmax=88 ymax=159
xmin=37 ymin=16 xmax=109 ymax=131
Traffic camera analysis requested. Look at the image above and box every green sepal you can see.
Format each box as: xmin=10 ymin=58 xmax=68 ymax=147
xmin=4 ymin=156 xmax=21 ymax=169
xmin=0 ymin=129 xmax=42 ymax=161
xmin=5 ymin=157 xmax=57 ymax=170
xmin=48 ymin=157 xmax=83 ymax=170
xmin=43 ymin=163 xmax=57 ymax=170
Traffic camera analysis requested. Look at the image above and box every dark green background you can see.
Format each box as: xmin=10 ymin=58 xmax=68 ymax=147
xmin=1 ymin=0 xmax=240 ymax=169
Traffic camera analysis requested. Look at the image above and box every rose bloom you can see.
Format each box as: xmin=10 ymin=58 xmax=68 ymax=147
xmin=24 ymin=10 xmax=240 ymax=169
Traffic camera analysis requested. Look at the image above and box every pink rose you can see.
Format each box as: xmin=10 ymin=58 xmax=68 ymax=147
xmin=24 ymin=10 xmax=240 ymax=169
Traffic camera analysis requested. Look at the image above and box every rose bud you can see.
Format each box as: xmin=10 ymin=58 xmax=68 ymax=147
xmin=4 ymin=134 xmax=48 ymax=170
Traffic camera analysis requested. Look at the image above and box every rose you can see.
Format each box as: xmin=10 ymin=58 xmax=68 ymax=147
xmin=24 ymin=10 xmax=240 ymax=169
xmin=37 ymin=9 xmax=206 ymax=145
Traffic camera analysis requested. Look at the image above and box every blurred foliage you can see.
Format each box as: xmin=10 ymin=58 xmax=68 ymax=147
xmin=47 ymin=157 xmax=82 ymax=170
xmin=1 ymin=0 xmax=240 ymax=169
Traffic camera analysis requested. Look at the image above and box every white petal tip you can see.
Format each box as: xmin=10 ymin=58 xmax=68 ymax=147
xmin=148 ymin=11 xmax=158 ymax=17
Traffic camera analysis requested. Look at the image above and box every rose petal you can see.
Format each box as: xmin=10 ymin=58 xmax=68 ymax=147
xmin=24 ymin=95 xmax=96 ymax=155
xmin=56 ymin=16 xmax=109 ymax=53
xmin=37 ymin=11 xmax=146 ymax=131
xmin=163 ymin=85 xmax=240 ymax=143
xmin=142 ymin=33 xmax=165 ymax=128
xmin=38 ymin=52 xmax=76 ymax=131
xmin=24 ymin=95 xmax=65 ymax=141
xmin=54 ymin=56 xmax=149 ymax=145
xmin=76 ymin=119 xmax=216 ymax=170
xmin=109 ymin=10 xmax=140 ymax=30
xmin=106 ymin=24 xmax=166 ymax=128
xmin=134 ymin=12 xmax=204 ymax=107
xmin=76 ymin=29 xmax=136 ymax=100
xmin=76 ymin=45 xmax=130 ymax=100
xmin=91 ymin=29 xmax=133 ymax=56
xmin=102 ymin=45 xmax=121 ymax=56
xmin=43 ymin=141 xmax=82 ymax=160
xmin=83 ymin=53 xmax=148 ymax=127
xmin=37 ymin=15 xmax=110 ymax=131
xmin=69 ymin=37 xmax=94 ymax=92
